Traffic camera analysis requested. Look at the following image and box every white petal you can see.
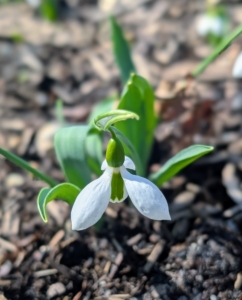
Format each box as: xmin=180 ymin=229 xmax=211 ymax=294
xmin=210 ymin=17 xmax=224 ymax=36
xmin=26 ymin=0 xmax=41 ymax=8
xmin=101 ymin=156 xmax=135 ymax=170
xmin=233 ymin=52 xmax=242 ymax=78
xmin=101 ymin=159 xmax=108 ymax=170
xmin=120 ymin=167 xmax=171 ymax=220
xmin=197 ymin=15 xmax=212 ymax=36
xmin=71 ymin=167 xmax=112 ymax=230
xmin=123 ymin=156 xmax=136 ymax=170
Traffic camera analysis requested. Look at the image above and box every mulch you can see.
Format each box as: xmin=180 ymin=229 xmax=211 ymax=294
xmin=1 ymin=0 xmax=242 ymax=299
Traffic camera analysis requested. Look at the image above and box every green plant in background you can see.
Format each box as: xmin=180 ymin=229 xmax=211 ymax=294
xmin=196 ymin=1 xmax=229 ymax=46
xmin=39 ymin=0 xmax=59 ymax=22
xmin=0 ymin=0 xmax=59 ymax=22
xmin=2 ymin=16 xmax=242 ymax=230
xmin=25 ymin=0 xmax=59 ymax=22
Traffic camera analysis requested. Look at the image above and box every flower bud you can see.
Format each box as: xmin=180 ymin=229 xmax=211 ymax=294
xmin=106 ymin=136 xmax=124 ymax=168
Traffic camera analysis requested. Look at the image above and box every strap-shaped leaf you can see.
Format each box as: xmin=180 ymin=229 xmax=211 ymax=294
xmin=37 ymin=182 xmax=80 ymax=222
xmin=94 ymin=110 xmax=139 ymax=131
xmin=111 ymin=126 xmax=144 ymax=176
xmin=85 ymin=128 xmax=103 ymax=176
xmin=149 ymin=145 xmax=214 ymax=186
xmin=116 ymin=74 xmax=156 ymax=167
xmin=0 ymin=147 xmax=57 ymax=187
xmin=54 ymin=125 xmax=92 ymax=189
xmin=110 ymin=16 xmax=135 ymax=83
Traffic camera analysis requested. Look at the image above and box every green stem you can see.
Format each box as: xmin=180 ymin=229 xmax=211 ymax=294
xmin=0 ymin=148 xmax=58 ymax=187
xmin=109 ymin=127 xmax=116 ymax=139
xmin=55 ymin=99 xmax=66 ymax=126
xmin=192 ymin=23 xmax=242 ymax=77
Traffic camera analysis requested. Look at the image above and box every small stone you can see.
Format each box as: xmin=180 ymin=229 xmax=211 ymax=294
xmin=47 ymin=282 xmax=66 ymax=299
xmin=232 ymin=92 xmax=242 ymax=111
xmin=172 ymin=219 xmax=190 ymax=240
xmin=6 ymin=173 xmax=25 ymax=187
xmin=0 ymin=261 xmax=12 ymax=277
xmin=193 ymin=293 xmax=202 ymax=300
xmin=154 ymin=284 xmax=170 ymax=296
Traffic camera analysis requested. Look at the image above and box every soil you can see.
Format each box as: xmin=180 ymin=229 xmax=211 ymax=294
xmin=1 ymin=0 xmax=242 ymax=299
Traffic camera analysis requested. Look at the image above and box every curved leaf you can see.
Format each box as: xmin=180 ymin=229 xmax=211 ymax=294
xmin=37 ymin=182 xmax=81 ymax=222
xmin=149 ymin=145 xmax=214 ymax=186
xmin=94 ymin=109 xmax=139 ymax=131
xmin=54 ymin=125 xmax=92 ymax=189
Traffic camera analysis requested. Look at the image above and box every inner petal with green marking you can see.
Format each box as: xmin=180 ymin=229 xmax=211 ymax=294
xmin=110 ymin=169 xmax=127 ymax=202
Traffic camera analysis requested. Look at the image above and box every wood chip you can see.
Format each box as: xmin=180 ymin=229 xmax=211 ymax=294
xmin=60 ymin=237 xmax=78 ymax=249
xmin=49 ymin=230 xmax=65 ymax=248
xmin=14 ymin=251 xmax=26 ymax=268
xmin=0 ymin=280 xmax=11 ymax=287
xmin=115 ymin=252 xmax=123 ymax=266
xmin=134 ymin=246 xmax=153 ymax=255
xmin=108 ymin=294 xmax=131 ymax=300
xmin=34 ymin=269 xmax=58 ymax=278
xmin=143 ymin=240 xmax=165 ymax=273
xmin=234 ymin=272 xmax=242 ymax=290
xmin=103 ymin=260 xmax=111 ymax=274
xmin=73 ymin=291 xmax=82 ymax=300
xmin=126 ymin=233 xmax=143 ymax=246
xmin=0 ymin=237 xmax=18 ymax=253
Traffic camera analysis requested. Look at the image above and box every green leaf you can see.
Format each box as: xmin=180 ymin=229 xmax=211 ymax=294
xmin=0 ymin=147 xmax=57 ymax=187
xmin=37 ymin=183 xmax=80 ymax=222
xmin=111 ymin=126 xmax=144 ymax=176
xmin=54 ymin=125 xmax=92 ymax=189
xmin=116 ymin=73 xmax=156 ymax=167
xmin=192 ymin=23 xmax=242 ymax=77
xmin=94 ymin=109 xmax=139 ymax=131
xmin=149 ymin=145 xmax=214 ymax=186
xmin=85 ymin=128 xmax=103 ymax=176
xmin=88 ymin=96 xmax=117 ymax=125
xmin=110 ymin=16 xmax=135 ymax=83
xmin=40 ymin=0 xmax=59 ymax=22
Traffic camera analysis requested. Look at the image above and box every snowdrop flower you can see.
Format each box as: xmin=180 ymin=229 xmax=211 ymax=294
xmin=232 ymin=51 xmax=242 ymax=78
xmin=197 ymin=14 xmax=226 ymax=37
xmin=71 ymin=133 xmax=170 ymax=230
xmin=26 ymin=0 xmax=41 ymax=8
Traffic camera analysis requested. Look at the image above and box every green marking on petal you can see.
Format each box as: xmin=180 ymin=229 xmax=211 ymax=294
xmin=111 ymin=170 xmax=124 ymax=201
